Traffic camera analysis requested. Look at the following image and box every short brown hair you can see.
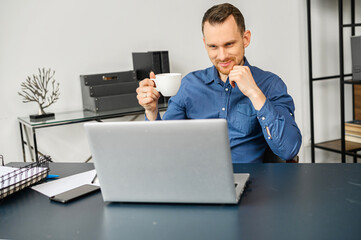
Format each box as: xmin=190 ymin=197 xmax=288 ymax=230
xmin=202 ymin=3 xmax=245 ymax=35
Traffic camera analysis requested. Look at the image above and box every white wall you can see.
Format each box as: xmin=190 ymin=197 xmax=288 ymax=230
xmin=1 ymin=0 xmax=358 ymax=164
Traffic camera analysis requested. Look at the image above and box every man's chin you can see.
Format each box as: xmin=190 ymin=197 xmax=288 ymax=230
xmin=216 ymin=66 xmax=232 ymax=76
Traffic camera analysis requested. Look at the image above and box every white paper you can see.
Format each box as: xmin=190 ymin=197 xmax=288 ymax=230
xmin=1 ymin=166 xmax=48 ymax=189
xmin=31 ymin=169 xmax=98 ymax=197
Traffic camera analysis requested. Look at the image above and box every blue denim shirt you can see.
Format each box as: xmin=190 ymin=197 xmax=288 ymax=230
xmin=153 ymin=58 xmax=302 ymax=163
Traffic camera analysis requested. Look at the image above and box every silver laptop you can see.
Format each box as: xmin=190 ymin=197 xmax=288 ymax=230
xmin=84 ymin=119 xmax=249 ymax=204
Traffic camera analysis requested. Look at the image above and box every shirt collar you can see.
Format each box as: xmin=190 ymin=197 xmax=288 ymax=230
xmin=204 ymin=57 xmax=250 ymax=85
xmin=204 ymin=66 xmax=218 ymax=84
xmin=243 ymin=57 xmax=251 ymax=68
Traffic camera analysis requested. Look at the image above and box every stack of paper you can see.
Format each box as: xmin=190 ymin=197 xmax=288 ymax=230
xmin=0 ymin=165 xmax=48 ymax=199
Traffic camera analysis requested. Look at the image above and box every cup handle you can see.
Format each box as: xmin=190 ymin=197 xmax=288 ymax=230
xmin=150 ymin=78 xmax=159 ymax=92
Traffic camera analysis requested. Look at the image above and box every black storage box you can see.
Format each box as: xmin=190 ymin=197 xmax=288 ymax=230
xmin=82 ymin=70 xmax=136 ymax=86
xmin=86 ymin=82 xmax=139 ymax=97
xmin=80 ymin=70 xmax=140 ymax=112
xmin=132 ymin=51 xmax=170 ymax=104
xmin=83 ymin=93 xmax=139 ymax=112
xmin=132 ymin=51 xmax=170 ymax=80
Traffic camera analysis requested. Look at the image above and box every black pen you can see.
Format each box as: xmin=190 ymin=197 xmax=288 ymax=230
xmin=91 ymin=174 xmax=97 ymax=184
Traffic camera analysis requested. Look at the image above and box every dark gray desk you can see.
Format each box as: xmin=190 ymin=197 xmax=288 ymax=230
xmin=1 ymin=163 xmax=360 ymax=240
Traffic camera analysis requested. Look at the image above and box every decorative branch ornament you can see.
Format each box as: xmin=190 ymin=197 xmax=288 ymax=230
xmin=18 ymin=68 xmax=60 ymax=117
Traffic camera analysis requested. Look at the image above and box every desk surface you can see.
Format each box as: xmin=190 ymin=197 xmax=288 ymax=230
xmin=1 ymin=163 xmax=360 ymax=240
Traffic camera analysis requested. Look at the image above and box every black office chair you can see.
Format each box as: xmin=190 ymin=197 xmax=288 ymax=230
xmin=263 ymin=146 xmax=299 ymax=163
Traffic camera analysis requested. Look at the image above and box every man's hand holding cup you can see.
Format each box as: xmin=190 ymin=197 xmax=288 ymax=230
xmin=137 ymin=72 xmax=182 ymax=120
xmin=137 ymin=72 xmax=161 ymax=120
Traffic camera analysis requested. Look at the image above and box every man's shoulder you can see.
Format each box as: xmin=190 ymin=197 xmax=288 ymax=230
xmin=249 ymin=64 xmax=280 ymax=82
xmin=244 ymin=58 xmax=280 ymax=83
xmin=247 ymin=62 xmax=288 ymax=96
xmin=248 ymin=64 xmax=291 ymax=100
xmin=183 ymin=66 xmax=214 ymax=81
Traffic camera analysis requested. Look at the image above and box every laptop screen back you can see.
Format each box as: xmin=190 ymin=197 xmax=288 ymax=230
xmin=84 ymin=119 xmax=237 ymax=203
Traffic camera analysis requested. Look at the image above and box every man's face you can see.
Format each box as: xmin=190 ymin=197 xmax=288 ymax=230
xmin=203 ymin=15 xmax=250 ymax=80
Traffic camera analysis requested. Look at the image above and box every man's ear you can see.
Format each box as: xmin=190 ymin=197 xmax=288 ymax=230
xmin=243 ymin=30 xmax=251 ymax=48
xmin=203 ymin=37 xmax=206 ymax=48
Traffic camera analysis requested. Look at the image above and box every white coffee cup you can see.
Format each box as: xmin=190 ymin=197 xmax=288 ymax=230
xmin=152 ymin=73 xmax=182 ymax=97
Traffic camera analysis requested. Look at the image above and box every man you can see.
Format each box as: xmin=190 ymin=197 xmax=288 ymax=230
xmin=136 ymin=3 xmax=302 ymax=163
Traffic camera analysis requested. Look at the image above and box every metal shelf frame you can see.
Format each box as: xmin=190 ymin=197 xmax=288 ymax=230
xmin=308 ymin=0 xmax=361 ymax=163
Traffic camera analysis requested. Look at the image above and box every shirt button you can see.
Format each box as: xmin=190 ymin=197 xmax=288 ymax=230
xmin=222 ymin=108 xmax=225 ymax=111
xmin=225 ymin=88 xmax=229 ymax=91
xmin=290 ymin=113 xmax=293 ymax=116
xmin=261 ymin=117 xmax=265 ymax=121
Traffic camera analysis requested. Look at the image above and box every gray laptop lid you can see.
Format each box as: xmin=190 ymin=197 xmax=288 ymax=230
xmin=84 ymin=119 xmax=248 ymax=204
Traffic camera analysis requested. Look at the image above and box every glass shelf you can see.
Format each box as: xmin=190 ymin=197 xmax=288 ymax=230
xmin=18 ymin=103 xmax=168 ymax=128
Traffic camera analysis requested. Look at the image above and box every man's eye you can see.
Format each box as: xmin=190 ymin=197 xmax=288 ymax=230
xmin=226 ymin=43 xmax=233 ymax=47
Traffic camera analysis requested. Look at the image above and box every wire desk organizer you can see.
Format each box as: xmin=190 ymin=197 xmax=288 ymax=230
xmin=0 ymin=155 xmax=50 ymax=200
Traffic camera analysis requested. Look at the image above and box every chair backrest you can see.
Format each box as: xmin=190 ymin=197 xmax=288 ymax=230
xmin=263 ymin=146 xmax=299 ymax=163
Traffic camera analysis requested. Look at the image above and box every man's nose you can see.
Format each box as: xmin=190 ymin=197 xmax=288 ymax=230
xmin=218 ymin=47 xmax=228 ymax=61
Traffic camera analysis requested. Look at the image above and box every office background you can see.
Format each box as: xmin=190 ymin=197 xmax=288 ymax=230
xmin=1 ymin=0 xmax=360 ymax=164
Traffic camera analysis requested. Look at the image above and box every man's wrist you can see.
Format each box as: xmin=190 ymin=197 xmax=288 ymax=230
xmin=145 ymin=109 xmax=159 ymax=121
xmin=249 ymin=89 xmax=266 ymax=110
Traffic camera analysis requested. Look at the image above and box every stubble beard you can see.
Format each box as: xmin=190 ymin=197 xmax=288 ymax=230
xmin=214 ymin=57 xmax=238 ymax=76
